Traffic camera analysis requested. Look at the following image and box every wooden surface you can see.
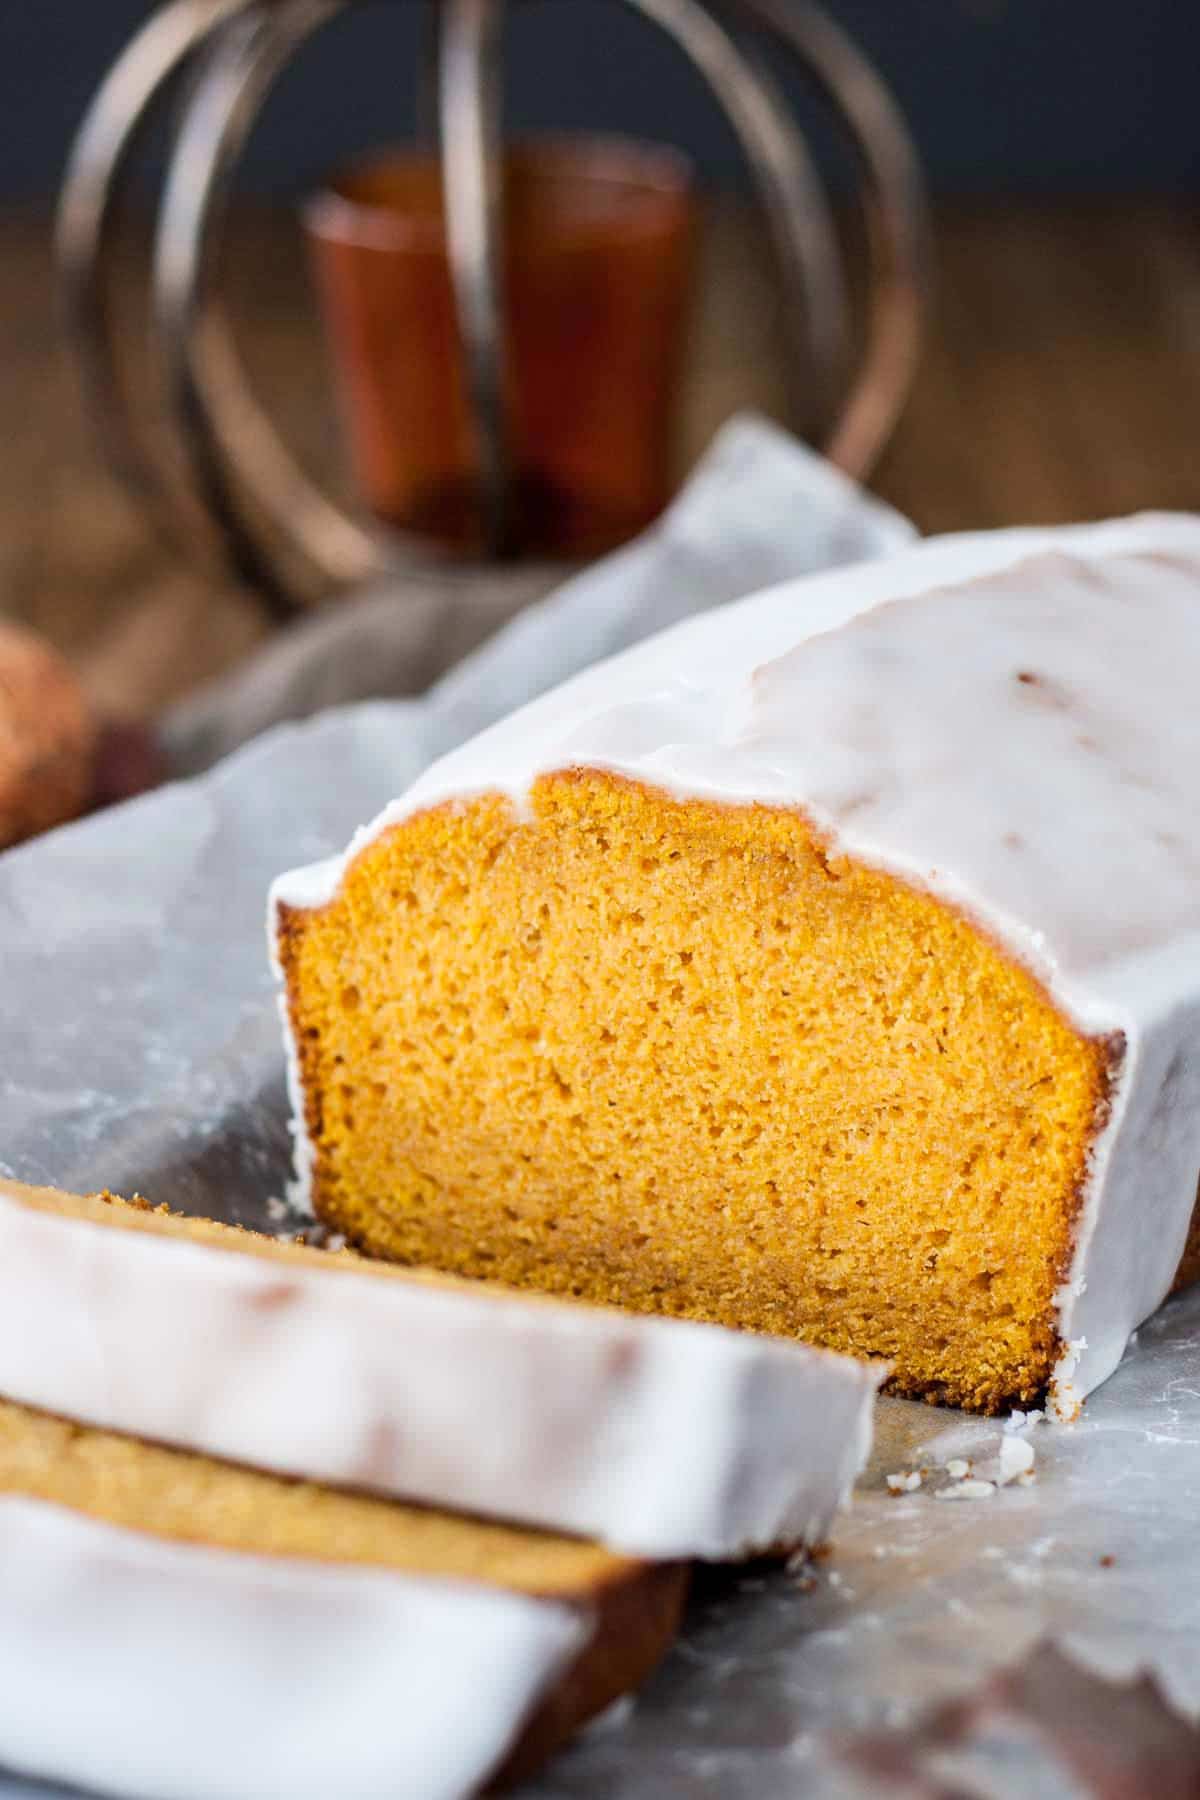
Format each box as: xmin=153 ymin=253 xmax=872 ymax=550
xmin=3 ymin=202 xmax=1199 ymax=722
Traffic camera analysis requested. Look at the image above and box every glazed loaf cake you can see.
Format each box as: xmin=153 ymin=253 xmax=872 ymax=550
xmin=0 ymin=1397 xmax=685 ymax=1800
xmin=273 ymin=515 xmax=1200 ymax=1415
xmin=0 ymin=1178 xmax=880 ymax=1558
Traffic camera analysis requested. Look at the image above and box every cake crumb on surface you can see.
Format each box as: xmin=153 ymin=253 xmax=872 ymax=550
xmin=934 ymin=1478 xmax=996 ymax=1502
xmin=1004 ymin=1408 xmax=1045 ymax=1434
xmin=785 ymin=1548 xmax=819 ymax=1592
xmin=1048 ymin=1339 xmax=1088 ymax=1422
xmin=886 ymin=1470 xmax=923 ymax=1494
xmin=998 ymin=1436 xmax=1035 ymax=1483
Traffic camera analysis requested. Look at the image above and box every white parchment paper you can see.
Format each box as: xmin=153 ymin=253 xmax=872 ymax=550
xmin=3 ymin=417 xmax=1198 ymax=1798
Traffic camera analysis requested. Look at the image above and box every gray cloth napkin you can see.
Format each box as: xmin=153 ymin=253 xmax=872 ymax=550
xmin=162 ymin=415 xmax=913 ymax=776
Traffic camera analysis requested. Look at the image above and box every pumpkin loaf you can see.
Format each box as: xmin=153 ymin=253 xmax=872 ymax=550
xmin=273 ymin=515 xmax=1200 ymax=1416
xmin=0 ymin=1177 xmax=880 ymax=1557
xmin=0 ymin=1397 xmax=685 ymax=1800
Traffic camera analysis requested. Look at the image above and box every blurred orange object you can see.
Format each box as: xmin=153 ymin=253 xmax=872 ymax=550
xmin=305 ymin=137 xmax=697 ymax=558
xmin=0 ymin=622 xmax=97 ymax=851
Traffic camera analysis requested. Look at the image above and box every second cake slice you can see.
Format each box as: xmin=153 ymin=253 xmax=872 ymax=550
xmin=0 ymin=1396 xmax=685 ymax=1800
xmin=0 ymin=1178 xmax=883 ymax=1559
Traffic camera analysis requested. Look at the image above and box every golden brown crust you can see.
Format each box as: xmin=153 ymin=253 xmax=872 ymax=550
xmin=492 ymin=1559 xmax=687 ymax=1789
xmin=0 ymin=621 xmax=96 ymax=850
xmin=0 ymin=1398 xmax=647 ymax=1593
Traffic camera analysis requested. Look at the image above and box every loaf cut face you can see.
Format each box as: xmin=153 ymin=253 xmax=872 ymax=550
xmin=278 ymin=773 xmax=1108 ymax=1413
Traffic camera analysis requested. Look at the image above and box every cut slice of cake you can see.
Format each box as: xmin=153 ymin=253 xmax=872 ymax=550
xmin=0 ymin=1178 xmax=881 ymax=1558
xmin=0 ymin=1397 xmax=685 ymax=1800
xmin=272 ymin=514 xmax=1200 ymax=1417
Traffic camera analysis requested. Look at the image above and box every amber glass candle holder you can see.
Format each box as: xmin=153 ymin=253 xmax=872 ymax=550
xmin=305 ymin=136 xmax=696 ymax=559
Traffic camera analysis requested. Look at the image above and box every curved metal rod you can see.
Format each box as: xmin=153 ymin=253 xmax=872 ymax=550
xmin=715 ymin=0 xmax=931 ymax=477
xmin=55 ymin=0 xmax=254 ymax=534
xmin=623 ymin=0 xmax=849 ymax=433
xmin=159 ymin=0 xmax=851 ymax=599
xmin=438 ymin=0 xmax=512 ymax=554
xmin=154 ymin=0 xmax=380 ymax=609
xmin=150 ymin=0 xmax=916 ymax=601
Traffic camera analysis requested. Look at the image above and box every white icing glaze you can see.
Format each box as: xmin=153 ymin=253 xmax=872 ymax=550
xmin=272 ymin=514 xmax=1200 ymax=1409
xmin=0 ymin=1181 xmax=881 ymax=1559
xmin=0 ymin=1491 xmax=583 ymax=1800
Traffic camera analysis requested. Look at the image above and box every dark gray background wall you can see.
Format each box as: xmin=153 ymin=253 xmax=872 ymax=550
xmin=1 ymin=1 xmax=1197 ymax=202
